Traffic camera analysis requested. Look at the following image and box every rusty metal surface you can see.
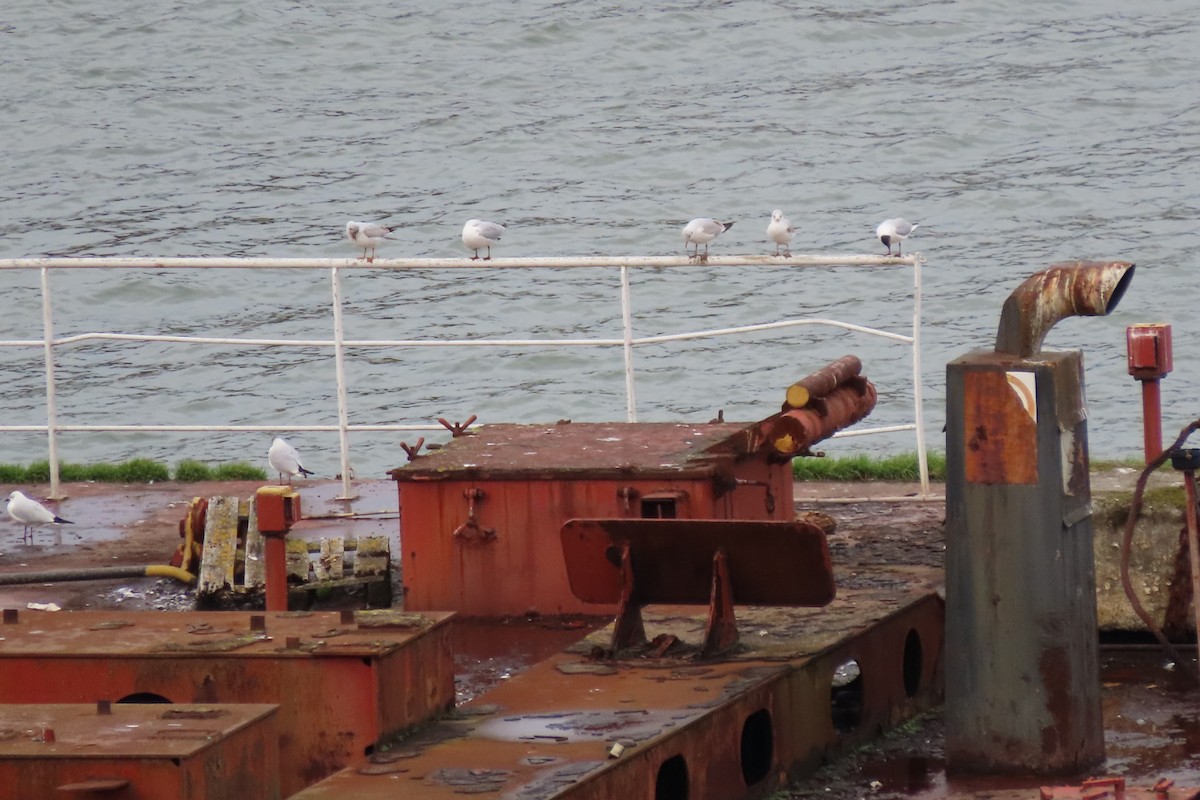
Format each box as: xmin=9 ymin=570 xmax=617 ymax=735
xmin=559 ymin=518 xmax=835 ymax=606
xmin=389 ymin=422 xmax=755 ymax=481
xmin=994 ymin=261 xmax=1135 ymax=358
xmin=960 ymin=366 xmax=1038 ymax=485
xmin=0 ymin=609 xmax=455 ymax=796
xmin=291 ymin=580 xmax=944 ymax=799
xmin=0 ymin=703 xmax=280 ymax=799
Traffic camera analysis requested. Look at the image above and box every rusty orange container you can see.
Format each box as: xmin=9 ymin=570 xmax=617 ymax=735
xmin=0 ymin=702 xmax=279 ymax=799
xmin=391 ymin=422 xmax=794 ymax=617
xmin=0 ymin=609 xmax=454 ymax=797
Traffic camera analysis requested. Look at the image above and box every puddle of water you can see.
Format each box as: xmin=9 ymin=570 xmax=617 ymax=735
xmin=452 ymin=617 xmax=603 ymax=706
xmin=854 ymin=648 xmax=1200 ymax=799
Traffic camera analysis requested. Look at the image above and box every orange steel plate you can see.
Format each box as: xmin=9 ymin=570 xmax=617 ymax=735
xmin=0 ymin=703 xmax=280 ymax=799
xmin=560 ymin=518 xmax=835 ymax=605
xmin=292 ymin=579 xmax=944 ymax=800
xmin=0 ymin=609 xmax=454 ymax=797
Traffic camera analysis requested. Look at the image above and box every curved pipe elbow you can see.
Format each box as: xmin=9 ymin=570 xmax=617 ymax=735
xmin=994 ymin=261 xmax=1135 ymax=358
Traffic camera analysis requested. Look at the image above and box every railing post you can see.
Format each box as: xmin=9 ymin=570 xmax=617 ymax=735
xmin=910 ymin=253 xmax=929 ymax=496
xmin=620 ymin=265 xmax=638 ymax=423
xmin=330 ymin=267 xmax=357 ymax=501
xmin=40 ymin=267 xmax=63 ymax=499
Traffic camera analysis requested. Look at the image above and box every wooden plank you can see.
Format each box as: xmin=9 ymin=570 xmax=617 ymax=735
xmin=197 ymin=496 xmax=240 ymax=596
xmin=286 ymin=538 xmax=311 ymax=583
xmin=320 ymin=537 xmax=345 ymax=580
xmin=243 ymin=496 xmax=265 ymax=590
xmin=353 ymin=535 xmax=389 ymax=577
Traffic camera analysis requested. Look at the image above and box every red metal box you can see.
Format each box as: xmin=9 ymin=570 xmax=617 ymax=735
xmin=391 ymin=422 xmax=795 ymax=617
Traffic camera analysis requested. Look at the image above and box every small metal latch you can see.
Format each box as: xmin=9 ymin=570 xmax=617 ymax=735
xmin=617 ymin=487 xmax=639 ymax=514
xmin=452 ymin=488 xmax=496 ymax=543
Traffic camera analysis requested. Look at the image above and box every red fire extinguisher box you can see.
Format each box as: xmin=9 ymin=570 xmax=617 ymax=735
xmin=390 ymin=421 xmax=795 ymax=617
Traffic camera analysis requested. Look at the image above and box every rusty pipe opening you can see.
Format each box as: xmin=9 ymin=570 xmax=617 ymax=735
xmin=994 ymin=260 xmax=1135 ymax=358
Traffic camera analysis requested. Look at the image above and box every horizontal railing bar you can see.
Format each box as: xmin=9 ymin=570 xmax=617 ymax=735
xmin=831 ymin=424 xmax=918 ymax=437
xmin=0 ymin=424 xmax=448 ymax=433
xmin=0 ymin=255 xmax=918 ymax=270
xmin=0 ymin=318 xmax=911 ymax=350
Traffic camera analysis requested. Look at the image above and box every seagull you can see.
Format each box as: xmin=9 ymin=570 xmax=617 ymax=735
xmin=681 ymin=218 xmax=735 ymax=260
xmin=767 ymin=210 xmax=795 ymax=256
xmin=876 ymin=218 xmax=919 ymax=257
xmin=6 ymin=490 xmax=73 ymax=544
xmin=462 ymin=219 xmax=505 ymax=260
xmin=346 ymin=221 xmax=396 ymax=262
xmin=268 ymin=437 xmax=314 ymax=484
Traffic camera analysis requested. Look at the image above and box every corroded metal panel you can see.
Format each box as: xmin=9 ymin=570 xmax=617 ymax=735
xmin=559 ymin=519 xmax=834 ymax=606
xmin=0 ymin=609 xmax=454 ymax=797
xmin=962 ymin=368 xmax=1038 ymax=485
xmin=390 ymin=422 xmax=753 ymax=482
xmin=0 ymin=703 xmax=280 ymax=800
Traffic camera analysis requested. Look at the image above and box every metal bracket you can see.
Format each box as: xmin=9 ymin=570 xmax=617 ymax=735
xmin=452 ymin=488 xmax=496 ymax=543
xmin=437 ymin=415 xmax=478 ymax=437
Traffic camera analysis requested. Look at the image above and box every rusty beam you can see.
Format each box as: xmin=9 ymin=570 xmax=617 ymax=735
xmin=290 ymin=580 xmax=944 ymax=799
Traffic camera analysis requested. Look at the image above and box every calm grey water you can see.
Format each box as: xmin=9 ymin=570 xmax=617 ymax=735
xmin=2 ymin=1 xmax=1198 ymax=477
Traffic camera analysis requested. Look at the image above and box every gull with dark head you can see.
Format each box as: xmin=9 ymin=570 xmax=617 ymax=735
xmin=876 ymin=218 xmax=919 ymax=257
xmin=346 ymin=221 xmax=396 ymax=262
xmin=268 ymin=437 xmax=315 ymax=485
xmin=462 ymin=219 xmax=505 ymax=260
xmin=767 ymin=209 xmax=795 ymax=257
xmin=681 ymin=218 xmax=735 ymax=260
xmin=7 ymin=490 xmax=73 ymax=544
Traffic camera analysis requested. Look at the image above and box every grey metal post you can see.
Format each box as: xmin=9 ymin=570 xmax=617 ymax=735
xmin=944 ymin=261 xmax=1134 ymax=775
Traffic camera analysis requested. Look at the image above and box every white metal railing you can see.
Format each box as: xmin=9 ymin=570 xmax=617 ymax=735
xmin=0 ymin=254 xmax=928 ymax=500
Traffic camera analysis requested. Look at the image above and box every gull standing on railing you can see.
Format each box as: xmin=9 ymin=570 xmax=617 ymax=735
xmin=876 ymin=218 xmax=919 ymax=257
xmin=346 ymin=221 xmax=397 ymax=262
xmin=767 ymin=210 xmax=796 ymax=257
xmin=681 ymin=218 xmax=735 ymax=260
xmin=462 ymin=219 xmax=505 ymax=260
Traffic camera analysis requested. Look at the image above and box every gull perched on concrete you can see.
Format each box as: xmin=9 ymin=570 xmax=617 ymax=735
xmin=268 ymin=437 xmax=314 ymax=484
xmin=681 ymin=218 xmax=735 ymax=260
xmin=767 ymin=210 xmax=795 ymax=257
xmin=7 ymin=490 xmax=73 ymax=544
xmin=876 ymin=218 xmax=919 ymax=257
xmin=462 ymin=219 xmax=505 ymax=260
xmin=346 ymin=221 xmax=396 ymax=262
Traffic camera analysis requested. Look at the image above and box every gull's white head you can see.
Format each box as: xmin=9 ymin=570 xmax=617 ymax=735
xmin=771 ymin=210 xmax=784 ymax=222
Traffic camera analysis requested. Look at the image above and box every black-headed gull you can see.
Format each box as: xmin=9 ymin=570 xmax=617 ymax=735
xmin=462 ymin=219 xmax=505 ymax=260
xmin=767 ymin=210 xmax=795 ymax=257
xmin=268 ymin=437 xmax=314 ymax=485
xmin=346 ymin=221 xmax=396 ymax=262
xmin=876 ymin=218 xmax=919 ymax=256
xmin=7 ymin=490 xmax=73 ymax=544
xmin=681 ymin=218 xmax=735 ymax=260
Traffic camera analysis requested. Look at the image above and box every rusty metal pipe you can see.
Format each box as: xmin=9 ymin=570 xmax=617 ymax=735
xmin=994 ymin=261 xmax=1135 ymax=358
xmin=767 ymin=378 xmax=877 ymax=456
xmin=784 ymin=355 xmax=863 ymax=409
xmin=0 ymin=564 xmax=195 ymax=586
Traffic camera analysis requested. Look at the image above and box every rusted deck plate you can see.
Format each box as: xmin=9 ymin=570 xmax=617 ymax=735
xmin=560 ymin=518 xmax=835 ymax=605
xmin=391 ymin=422 xmax=752 ymax=480
xmin=0 ymin=703 xmax=280 ymax=799
xmin=0 ymin=609 xmax=455 ymax=796
xmin=294 ymin=575 xmax=944 ymax=799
